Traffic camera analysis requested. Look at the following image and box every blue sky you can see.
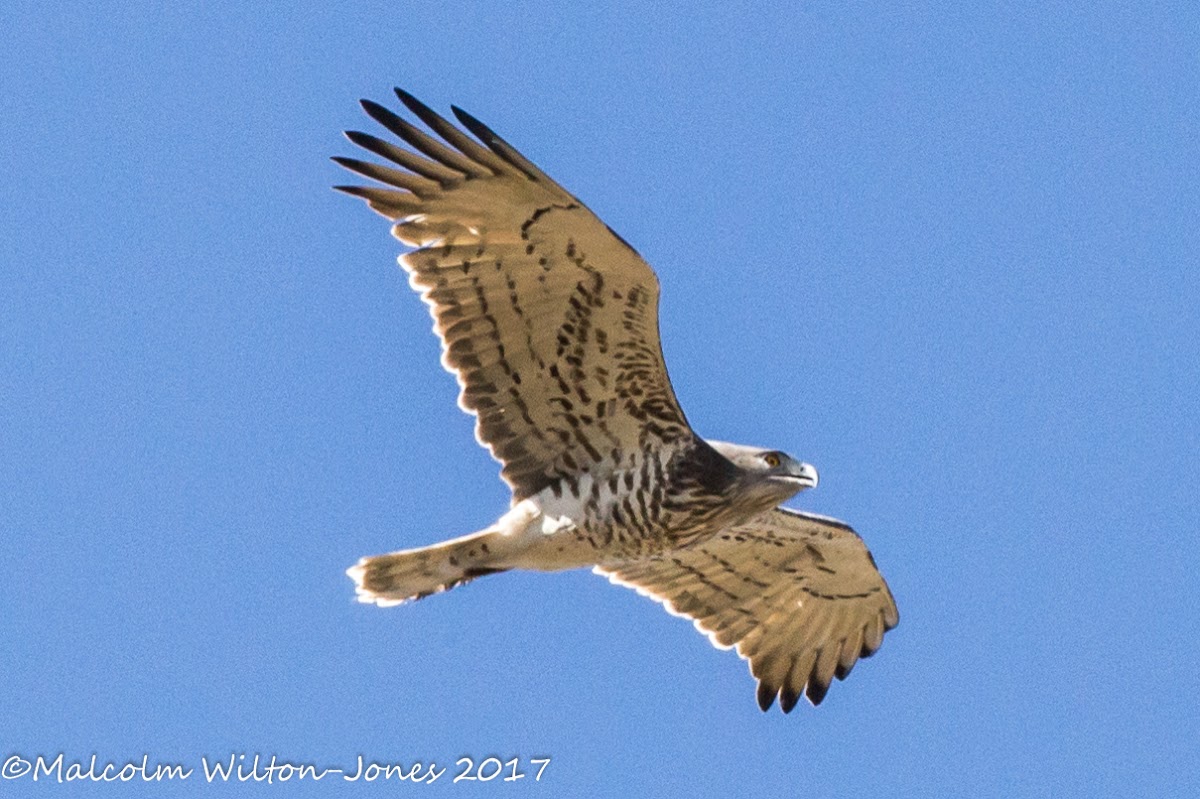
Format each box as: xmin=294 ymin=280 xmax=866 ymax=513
xmin=3 ymin=1 xmax=1197 ymax=796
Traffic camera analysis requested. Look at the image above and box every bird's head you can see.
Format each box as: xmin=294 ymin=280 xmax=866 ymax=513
xmin=706 ymin=440 xmax=819 ymax=506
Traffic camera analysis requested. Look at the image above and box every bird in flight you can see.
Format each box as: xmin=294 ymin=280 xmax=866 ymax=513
xmin=335 ymin=89 xmax=898 ymax=712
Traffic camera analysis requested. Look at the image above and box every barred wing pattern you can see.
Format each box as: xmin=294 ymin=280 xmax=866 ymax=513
xmin=335 ymin=91 xmax=692 ymax=500
xmin=597 ymin=508 xmax=899 ymax=711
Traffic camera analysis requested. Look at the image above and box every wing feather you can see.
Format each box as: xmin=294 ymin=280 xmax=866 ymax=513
xmin=331 ymin=156 xmax=440 ymax=196
xmin=343 ymin=130 xmax=463 ymax=184
xmin=450 ymin=105 xmax=568 ymax=185
xmin=393 ymin=88 xmax=512 ymax=175
xmin=360 ymin=98 xmax=486 ymax=178
xmin=596 ymin=507 xmax=898 ymax=711
xmin=336 ymin=91 xmax=693 ymax=498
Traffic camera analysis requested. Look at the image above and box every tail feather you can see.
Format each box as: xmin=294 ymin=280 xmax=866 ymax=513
xmin=347 ymin=530 xmax=509 ymax=606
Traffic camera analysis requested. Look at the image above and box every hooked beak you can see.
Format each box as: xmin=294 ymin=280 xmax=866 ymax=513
xmin=776 ymin=460 xmax=819 ymax=490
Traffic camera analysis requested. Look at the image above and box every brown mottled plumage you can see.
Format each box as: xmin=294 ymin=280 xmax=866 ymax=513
xmin=336 ymin=89 xmax=897 ymax=711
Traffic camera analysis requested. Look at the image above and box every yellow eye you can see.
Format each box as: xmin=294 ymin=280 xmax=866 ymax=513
xmin=763 ymin=453 xmax=780 ymax=468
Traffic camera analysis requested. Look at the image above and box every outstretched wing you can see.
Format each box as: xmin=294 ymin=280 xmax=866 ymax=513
xmin=335 ymin=90 xmax=693 ymax=500
xmin=596 ymin=507 xmax=898 ymax=711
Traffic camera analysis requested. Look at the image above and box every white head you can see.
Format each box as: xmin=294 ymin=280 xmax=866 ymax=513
xmin=706 ymin=439 xmax=819 ymax=506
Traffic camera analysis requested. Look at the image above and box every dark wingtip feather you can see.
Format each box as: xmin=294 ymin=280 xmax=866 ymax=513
xmin=357 ymin=98 xmax=405 ymax=131
xmin=756 ymin=682 xmax=777 ymax=712
xmin=359 ymin=98 xmax=386 ymax=117
xmin=344 ymin=130 xmax=406 ymax=165
xmin=779 ymin=687 xmax=801 ymax=714
xmin=805 ymin=679 xmax=831 ymax=706
xmin=386 ymin=88 xmax=509 ymax=176
xmin=331 ymin=184 xmax=388 ymax=200
xmin=330 ymin=156 xmax=380 ymax=181
xmin=393 ymin=86 xmax=422 ymax=108
xmin=451 ymin=105 xmax=498 ymax=144
xmin=393 ymin=87 xmax=440 ymax=125
xmin=329 ymin=185 xmax=419 ymax=218
xmin=449 ymin=104 xmax=545 ymax=183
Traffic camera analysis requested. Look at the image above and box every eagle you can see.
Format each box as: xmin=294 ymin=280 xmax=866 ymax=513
xmin=335 ymin=89 xmax=898 ymax=712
